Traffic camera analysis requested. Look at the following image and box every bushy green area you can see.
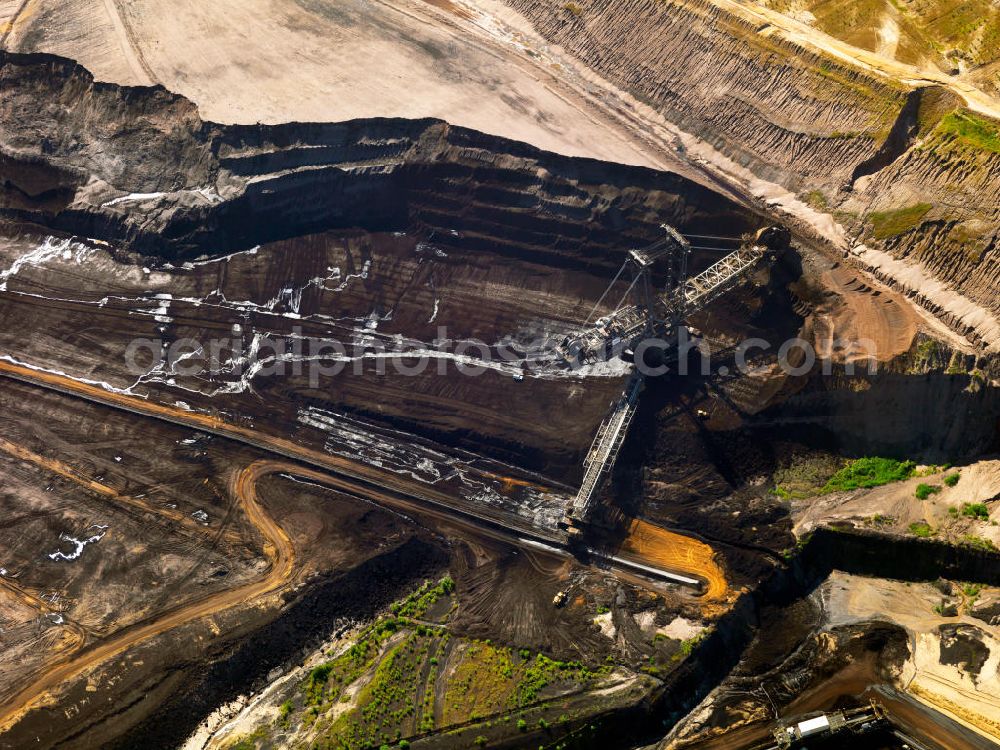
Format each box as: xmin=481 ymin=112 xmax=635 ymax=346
xmin=944 ymin=473 xmax=961 ymax=487
xmin=961 ymin=503 xmax=990 ymax=520
xmin=821 ymin=457 xmax=916 ymax=493
xmin=803 ymin=189 xmax=828 ymax=209
xmin=771 ymin=453 xmax=844 ymax=500
xmin=960 ymin=535 xmax=998 ymax=552
xmin=867 ymin=203 xmax=933 ymax=240
xmin=390 ymin=577 xmax=455 ymax=621
xmin=915 ymin=483 xmax=942 ymax=500
xmin=912 ymin=339 xmax=939 ymax=371
xmin=963 ymin=583 xmax=984 ymax=601
xmin=938 ymin=110 xmax=1000 ymax=154
xmin=323 ymin=631 xmax=437 ymax=748
xmin=270 ymin=578 xmax=611 ymax=750
xmin=909 ymin=521 xmax=934 ymax=538
xmin=513 ymin=652 xmax=604 ymax=706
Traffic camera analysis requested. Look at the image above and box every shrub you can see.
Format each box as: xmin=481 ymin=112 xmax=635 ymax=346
xmin=277 ymin=699 xmax=294 ymax=727
xmin=909 ymin=522 xmax=934 ymax=538
xmin=915 ymin=483 xmax=941 ymax=500
xmin=961 ymin=503 xmax=990 ymax=520
xmin=934 ymin=600 xmax=959 ymax=617
xmin=944 ymin=473 xmax=960 ymax=487
xmin=963 ymin=583 xmax=983 ymax=599
xmin=821 ymin=457 xmax=916 ymax=493
xmin=517 ymin=718 xmax=528 ymax=732
xmin=475 ymin=735 xmax=488 ymax=747
xmin=960 ymin=535 xmax=998 ymax=552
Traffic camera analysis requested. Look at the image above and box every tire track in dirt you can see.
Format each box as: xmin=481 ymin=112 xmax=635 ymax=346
xmin=0 ymin=0 xmax=35 ymax=49
xmin=100 ymin=0 xmax=155 ymax=85
xmin=0 ymin=358 xmax=731 ymax=733
xmin=618 ymin=518 xmax=730 ymax=603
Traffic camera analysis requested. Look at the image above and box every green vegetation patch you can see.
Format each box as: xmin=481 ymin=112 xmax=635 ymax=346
xmin=934 ymin=600 xmax=959 ymax=617
xmin=317 ymin=628 xmax=448 ymax=749
xmin=771 ymin=453 xmax=845 ymax=500
xmin=278 ymin=578 xmax=612 ymax=750
xmin=960 ymin=535 xmax=998 ymax=552
xmin=937 ymin=110 xmax=1000 ymax=154
xmin=961 ymin=502 xmax=990 ymax=520
xmin=909 ymin=521 xmax=935 ymax=538
xmin=943 ymin=473 xmax=961 ymax=487
xmin=916 ymin=483 xmax=942 ymax=500
xmin=435 ymin=643 xmax=609 ymax=728
xmin=867 ymin=203 xmax=933 ymax=240
xmin=391 ymin=577 xmax=455 ymax=622
xmin=803 ymin=189 xmax=829 ymax=210
xmin=963 ymin=583 xmax=984 ymax=602
xmin=821 ymin=457 xmax=916 ymax=493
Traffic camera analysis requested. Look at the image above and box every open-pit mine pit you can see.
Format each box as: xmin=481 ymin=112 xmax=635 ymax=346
xmin=3 ymin=0 xmax=1000 ymax=746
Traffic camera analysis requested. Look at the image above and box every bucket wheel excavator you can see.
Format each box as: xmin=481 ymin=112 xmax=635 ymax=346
xmin=560 ymin=223 xmax=790 ymax=536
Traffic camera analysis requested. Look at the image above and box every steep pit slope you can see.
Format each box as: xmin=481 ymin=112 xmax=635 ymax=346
xmin=498 ymin=0 xmax=1000 ymax=350
xmin=0 ymin=50 xmax=762 ymax=500
xmin=8 ymin=0 xmax=1000 ymax=354
xmin=504 ymin=0 xmax=909 ymax=194
xmin=0 ymin=51 xmax=755 ymax=259
xmin=837 ymin=98 xmax=1000 ymax=349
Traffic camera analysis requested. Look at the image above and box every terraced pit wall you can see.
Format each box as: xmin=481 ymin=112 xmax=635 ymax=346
xmin=503 ymin=0 xmax=1000 ymax=338
xmin=0 ymin=51 xmax=759 ymax=267
xmin=504 ymin=0 xmax=908 ymax=193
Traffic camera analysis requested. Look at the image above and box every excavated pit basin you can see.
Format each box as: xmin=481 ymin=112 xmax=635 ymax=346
xmin=1 ymin=52 xmax=999 ymax=750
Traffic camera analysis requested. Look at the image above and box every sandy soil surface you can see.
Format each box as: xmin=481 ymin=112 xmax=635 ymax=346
xmin=0 ymin=0 xmax=667 ymax=169
xmin=795 ymin=248 xmax=924 ymax=364
xmin=618 ymin=519 xmax=730 ymax=605
xmin=792 ymin=460 xmax=1000 ymax=548
xmin=822 ymin=571 xmax=1000 ymax=744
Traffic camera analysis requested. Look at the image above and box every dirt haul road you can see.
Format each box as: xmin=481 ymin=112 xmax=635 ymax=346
xmin=0 ymin=457 xmax=294 ymax=734
xmin=0 ymin=357 xmax=728 ymax=593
